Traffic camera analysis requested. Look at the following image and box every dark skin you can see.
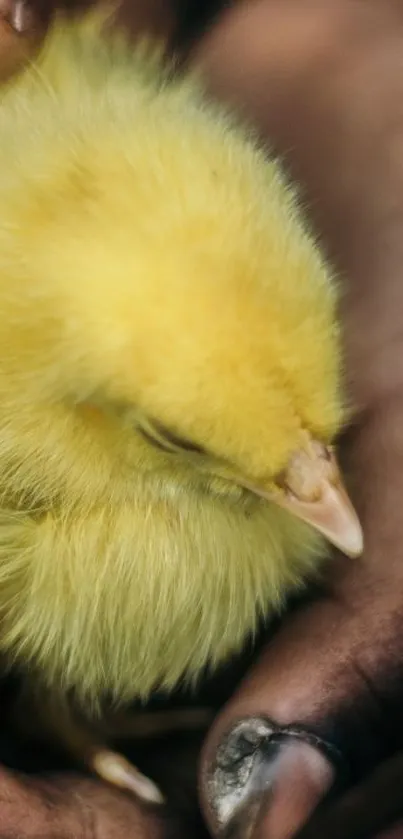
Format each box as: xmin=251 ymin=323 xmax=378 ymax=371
xmin=1 ymin=1 xmax=403 ymax=837
xmin=0 ymin=766 xmax=169 ymax=839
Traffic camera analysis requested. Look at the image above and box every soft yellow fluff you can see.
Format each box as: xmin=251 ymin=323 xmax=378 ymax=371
xmin=0 ymin=16 xmax=343 ymax=707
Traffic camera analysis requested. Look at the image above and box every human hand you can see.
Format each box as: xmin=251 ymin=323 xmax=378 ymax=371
xmin=192 ymin=2 xmax=403 ymax=837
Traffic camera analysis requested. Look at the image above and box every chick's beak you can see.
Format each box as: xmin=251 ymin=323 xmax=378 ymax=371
xmin=247 ymin=439 xmax=363 ymax=558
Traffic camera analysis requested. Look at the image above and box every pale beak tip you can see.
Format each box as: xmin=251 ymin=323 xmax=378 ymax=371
xmin=340 ymin=520 xmax=364 ymax=559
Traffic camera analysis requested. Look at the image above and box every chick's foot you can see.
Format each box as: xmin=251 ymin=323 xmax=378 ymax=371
xmin=14 ymin=687 xmax=212 ymax=806
xmin=17 ymin=688 xmax=166 ymax=804
xmin=89 ymin=747 xmax=165 ymax=804
xmin=91 ymin=705 xmax=213 ymax=803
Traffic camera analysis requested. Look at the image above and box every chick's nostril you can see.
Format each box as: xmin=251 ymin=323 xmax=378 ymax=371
xmin=204 ymin=718 xmax=339 ymax=839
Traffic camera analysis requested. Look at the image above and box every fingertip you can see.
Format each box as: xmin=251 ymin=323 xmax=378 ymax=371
xmin=201 ymin=718 xmax=337 ymax=839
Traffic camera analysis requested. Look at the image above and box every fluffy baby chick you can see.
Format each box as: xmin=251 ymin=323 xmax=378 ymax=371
xmin=0 ymin=13 xmax=362 ymax=803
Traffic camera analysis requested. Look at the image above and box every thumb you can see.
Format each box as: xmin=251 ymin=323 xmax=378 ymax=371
xmin=200 ymin=587 xmax=402 ymax=839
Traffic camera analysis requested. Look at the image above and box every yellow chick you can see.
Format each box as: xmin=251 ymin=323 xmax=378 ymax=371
xmin=0 ymin=14 xmax=362 ymax=802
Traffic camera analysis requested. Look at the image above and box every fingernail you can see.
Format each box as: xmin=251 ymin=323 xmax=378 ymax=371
xmin=206 ymin=718 xmax=338 ymax=839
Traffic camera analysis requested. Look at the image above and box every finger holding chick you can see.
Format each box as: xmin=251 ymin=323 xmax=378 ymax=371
xmin=0 ymin=760 xmax=174 ymax=839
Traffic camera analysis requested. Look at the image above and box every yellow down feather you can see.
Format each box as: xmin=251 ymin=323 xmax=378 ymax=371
xmin=0 ymin=14 xmax=343 ymax=708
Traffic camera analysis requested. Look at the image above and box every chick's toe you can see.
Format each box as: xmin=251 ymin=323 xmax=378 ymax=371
xmin=91 ymin=748 xmax=165 ymax=804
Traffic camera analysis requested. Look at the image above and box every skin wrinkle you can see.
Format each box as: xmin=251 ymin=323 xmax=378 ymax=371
xmin=69 ymin=792 xmax=94 ymax=839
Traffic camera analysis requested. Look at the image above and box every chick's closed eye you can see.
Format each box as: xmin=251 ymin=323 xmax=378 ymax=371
xmin=138 ymin=418 xmax=207 ymax=455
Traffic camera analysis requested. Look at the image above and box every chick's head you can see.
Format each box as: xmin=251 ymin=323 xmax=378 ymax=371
xmin=13 ymin=86 xmax=358 ymax=550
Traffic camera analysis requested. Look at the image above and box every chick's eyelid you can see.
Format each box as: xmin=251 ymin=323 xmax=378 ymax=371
xmin=137 ymin=419 xmax=207 ymax=456
xmin=137 ymin=424 xmax=172 ymax=453
xmin=152 ymin=421 xmax=207 ymax=454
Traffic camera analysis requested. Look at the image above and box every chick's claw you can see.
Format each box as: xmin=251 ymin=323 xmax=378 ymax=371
xmin=91 ymin=748 xmax=165 ymax=805
xmin=93 ymin=706 xmax=213 ymax=803
xmin=16 ymin=686 xmax=213 ymax=806
xmin=50 ymin=703 xmax=167 ymax=806
xmin=14 ymin=687 xmax=167 ymax=805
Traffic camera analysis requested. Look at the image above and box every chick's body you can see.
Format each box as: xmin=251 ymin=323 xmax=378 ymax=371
xmin=0 ymin=19 xmax=343 ymax=714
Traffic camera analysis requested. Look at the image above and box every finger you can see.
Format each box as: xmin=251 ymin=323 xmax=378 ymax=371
xmin=0 ymin=0 xmax=34 ymax=32
xmin=208 ymin=718 xmax=337 ymax=839
xmin=0 ymin=762 xmax=171 ymax=838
